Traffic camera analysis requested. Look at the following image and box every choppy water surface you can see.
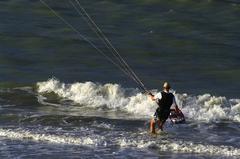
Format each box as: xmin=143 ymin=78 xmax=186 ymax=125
xmin=0 ymin=0 xmax=240 ymax=158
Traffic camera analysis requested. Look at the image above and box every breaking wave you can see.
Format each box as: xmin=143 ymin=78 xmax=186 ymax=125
xmin=36 ymin=78 xmax=240 ymax=122
xmin=1 ymin=128 xmax=239 ymax=157
xmin=119 ymin=138 xmax=240 ymax=156
xmin=0 ymin=128 xmax=104 ymax=146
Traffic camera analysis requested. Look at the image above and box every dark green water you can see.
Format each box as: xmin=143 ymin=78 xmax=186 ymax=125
xmin=0 ymin=0 xmax=240 ymax=158
xmin=0 ymin=0 xmax=240 ymax=97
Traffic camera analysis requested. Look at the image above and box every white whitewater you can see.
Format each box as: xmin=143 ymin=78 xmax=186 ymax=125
xmin=0 ymin=128 xmax=239 ymax=156
xmin=37 ymin=78 xmax=240 ymax=122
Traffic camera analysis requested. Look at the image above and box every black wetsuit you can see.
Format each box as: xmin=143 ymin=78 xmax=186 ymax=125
xmin=154 ymin=91 xmax=174 ymax=122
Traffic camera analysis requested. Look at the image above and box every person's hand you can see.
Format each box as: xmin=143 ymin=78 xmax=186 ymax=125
xmin=148 ymin=92 xmax=154 ymax=96
xmin=175 ymin=106 xmax=180 ymax=112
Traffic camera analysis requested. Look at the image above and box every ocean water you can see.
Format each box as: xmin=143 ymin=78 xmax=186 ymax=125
xmin=0 ymin=0 xmax=240 ymax=158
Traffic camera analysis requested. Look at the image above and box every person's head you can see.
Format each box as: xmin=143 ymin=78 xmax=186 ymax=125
xmin=163 ymin=82 xmax=171 ymax=91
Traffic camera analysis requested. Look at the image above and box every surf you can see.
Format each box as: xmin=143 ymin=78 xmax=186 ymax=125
xmin=1 ymin=127 xmax=240 ymax=157
xmin=37 ymin=78 xmax=240 ymax=123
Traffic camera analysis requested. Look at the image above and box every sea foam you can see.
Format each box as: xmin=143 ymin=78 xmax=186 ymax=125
xmin=1 ymin=128 xmax=239 ymax=156
xmin=118 ymin=138 xmax=240 ymax=156
xmin=37 ymin=78 xmax=240 ymax=122
xmin=0 ymin=128 xmax=103 ymax=146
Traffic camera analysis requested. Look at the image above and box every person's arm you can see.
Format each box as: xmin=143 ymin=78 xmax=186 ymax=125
xmin=172 ymin=95 xmax=185 ymax=119
xmin=148 ymin=92 xmax=156 ymax=101
xmin=172 ymin=96 xmax=180 ymax=112
xmin=149 ymin=92 xmax=162 ymax=104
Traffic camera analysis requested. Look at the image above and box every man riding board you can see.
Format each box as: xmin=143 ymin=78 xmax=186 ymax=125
xmin=149 ymin=82 xmax=181 ymax=133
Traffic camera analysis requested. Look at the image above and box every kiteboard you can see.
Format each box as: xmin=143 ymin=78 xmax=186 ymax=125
xmin=169 ymin=109 xmax=185 ymax=124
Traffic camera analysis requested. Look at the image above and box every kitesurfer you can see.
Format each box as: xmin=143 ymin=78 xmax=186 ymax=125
xmin=148 ymin=82 xmax=180 ymax=133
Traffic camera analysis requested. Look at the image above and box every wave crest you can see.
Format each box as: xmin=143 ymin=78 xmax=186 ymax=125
xmin=37 ymin=78 xmax=240 ymax=122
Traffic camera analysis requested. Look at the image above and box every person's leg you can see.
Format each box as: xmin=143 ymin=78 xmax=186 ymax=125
xmin=157 ymin=119 xmax=166 ymax=131
xmin=150 ymin=110 xmax=159 ymax=134
xmin=157 ymin=120 xmax=162 ymax=131
xmin=150 ymin=118 xmax=156 ymax=133
xmin=158 ymin=111 xmax=170 ymax=131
